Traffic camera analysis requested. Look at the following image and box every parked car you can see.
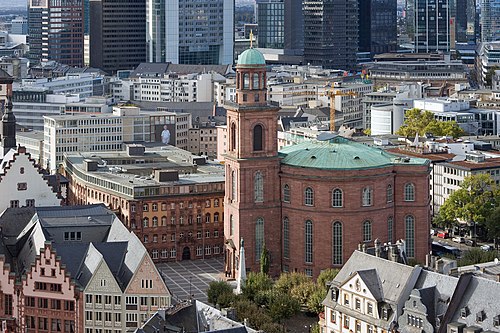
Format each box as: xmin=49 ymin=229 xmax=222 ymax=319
xmin=465 ymin=239 xmax=476 ymax=247
xmin=437 ymin=231 xmax=450 ymax=239
xmin=480 ymin=244 xmax=494 ymax=251
xmin=452 ymin=237 xmax=465 ymax=243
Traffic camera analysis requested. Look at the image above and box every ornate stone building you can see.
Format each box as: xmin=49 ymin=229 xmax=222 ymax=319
xmin=224 ymin=48 xmax=431 ymax=279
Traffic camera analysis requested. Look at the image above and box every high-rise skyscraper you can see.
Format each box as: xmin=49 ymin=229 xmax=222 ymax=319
xmin=146 ymin=0 xmax=234 ymax=65
xmin=358 ymin=0 xmax=397 ymax=55
xmin=90 ymin=0 xmax=146 ymax=73
xmin=284 ymin=0 xmax=304 ymax=53
xmin=481 ymin=0 xmax=500 ymax=42
xmin=28 ymin=0 xmax=84 ymax=67
xmin=303 ymin=0 xmax=358 ymax=70
xmin=407 ymin=0 xmax=452 ymax=52
xmin=455 ymin=0 xmax=476 ymax=43
xmin=256 ymin=0 xmax=284 ymax=49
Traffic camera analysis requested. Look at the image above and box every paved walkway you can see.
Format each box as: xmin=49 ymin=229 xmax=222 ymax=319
xmin=157 ymin=257 xmax=229 ymax=304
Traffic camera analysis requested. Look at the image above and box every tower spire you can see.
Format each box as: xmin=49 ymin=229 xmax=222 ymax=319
xmin=1 ymin=95 xmax=17 ymax=156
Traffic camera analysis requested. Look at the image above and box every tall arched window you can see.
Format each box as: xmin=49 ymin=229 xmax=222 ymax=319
xmin=255 ymin=217 xmax=264 ymax=261
xmin=254 ymin=171 xmax=263 ymax=202
xmin=386 ymin=184 xmax=393 ymax=203
xmin=305 ymin=220 xmax=313 ymax=263
xmin=243 ymin=73 xmax=249 ymax=89
xmin=283 ymin=184 xmax=290 ymax=203
xmin=362 ymin=187 xmax=372 ymax=206
xmin=405 ymin=215 xmax=415 ymax=258
xmin=230 ymin=122 xmax=236 ymax=151
xmin=143 ymin=217 xmax=149 ymax=228
xmin=363 ymin=220 xmax=372 ymax=242
xmin=230 ymin=215 xmax=234 ymax=236
xmin=253 ymin=124 xmax=263 ymax=151
xmin=231 ymin=170 xmax=236 ymax=202
xmin=304 ymin=187 xmax=314 ymax=206
xmin=388 ymin=216 xmax=393 ymax=243
xmin=332 ymin=188 xmax=343 ymax=207
xmin=404 ymin=183 xmax=415 ymax=201
xmin=333 ymin=221 xmax=343 ymax=265
xmin=252 ymin=73 xmax=259 ymax=89
xmin=283 ymin=217 xmax=290 ymax=259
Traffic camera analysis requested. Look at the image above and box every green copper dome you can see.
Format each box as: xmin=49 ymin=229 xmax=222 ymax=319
xmin=237 ymin=48 xmax=266 ymax=66
xmin=278 ymin=136 xmax=430 ymax=170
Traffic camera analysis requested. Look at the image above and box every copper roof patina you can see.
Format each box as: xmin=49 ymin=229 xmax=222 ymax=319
xmin=278 ymin=136 xmax=430 ymax=170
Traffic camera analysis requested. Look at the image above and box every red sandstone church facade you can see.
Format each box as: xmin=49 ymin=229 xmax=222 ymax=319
xmin=224 ymin=48 xmax=431 ymax=279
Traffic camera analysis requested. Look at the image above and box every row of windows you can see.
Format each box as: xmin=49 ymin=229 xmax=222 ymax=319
xmin=143 ymin=229 xmax=220 ymax=243
xmin=141 ymin=212 xmax=220 ymax=227
xmin=282 ymin=183 xmax=416 ymax=207
xmin=280 ymin=215 xmax=416 ymax=265
xmin=141 ymin=199 xmax=220 ymax=211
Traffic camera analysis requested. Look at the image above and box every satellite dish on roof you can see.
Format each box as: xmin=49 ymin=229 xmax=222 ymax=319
xmin=317 ymin=132 xmax=338 ymax=141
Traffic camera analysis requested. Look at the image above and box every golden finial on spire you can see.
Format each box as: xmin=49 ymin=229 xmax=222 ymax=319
xmin=249 ymin=29 xmax=254 ymax=48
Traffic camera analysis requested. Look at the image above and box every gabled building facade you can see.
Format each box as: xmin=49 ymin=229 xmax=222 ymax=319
xmin=0 ymin=204 xmax=171 ymax=333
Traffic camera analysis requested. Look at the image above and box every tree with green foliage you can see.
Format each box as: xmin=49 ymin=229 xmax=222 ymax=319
xmin=267 ymin=290 xmax=300 ymax=322
xmin=260 ymin=242 xmax=270 ymax=274
xmin=307 ymin=287 xmax=328 ymax=314
xmin=242 ymin=272 xmax=273 ymax=302
xmin=396 ymin=108 xmax=465 ymax=138
xmin=274 ymin=272 xmax=310 ymax=294
xmin=316 ymin=268 xmax=339 ymax=289
xmin=290 ymin=281 xmax=319 ymax=306
xmin=485 ymin=205 xmax=500 ymax=247
xmin=207 ymin=281 xmax=234 ymax=308
xmin=436 ymin=174 xmax=499 ymax=233
xmin=458 ymin=248 xmax=498 ymax=266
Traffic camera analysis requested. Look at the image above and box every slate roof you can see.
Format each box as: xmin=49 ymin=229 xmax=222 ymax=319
xmin=0 ymin=207 xmax=36 ymax=264
xmin=279 ymin=136 xmax=429 ymax=170
xmin=357 ymin=269 xmax=383 ymax=301
xmin=448 ymin=275 xmax=500 ymax=331
xmin=1 ymin=204 xmax=157 ymax=293
xmin=0 ymin=68 xmax=13 ymax=81
xmin=326 ymin=251 xmax=418 ymax=305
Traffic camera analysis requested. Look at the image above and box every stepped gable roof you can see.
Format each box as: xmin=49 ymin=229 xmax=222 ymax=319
xmin=279 ymin=135 xmax=429 ymax=170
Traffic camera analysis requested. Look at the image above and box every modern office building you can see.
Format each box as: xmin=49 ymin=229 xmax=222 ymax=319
xmin=43 ymin=106 xmax=191 ymax=172
xmin=10 ymin=17 xmax=28 ymax=35
xmin=480 ymin=0 xmax=500 ymax=42
xmin=146 ymin=0 xmax=233 ymax=65
xmin=408 ymin=0 xmax=451 ymax=52
xmin=89 ymin=0 xmax=146 ymax=73
xmin=256 ymin=0 xmax=284 ymax=49
xmin=303 ymin=0 xmax=358 ymax=70
xmin=358 ymin=0 xmax=397 ymax=55
xmin=455 ymin=0 xmax=477 ymax=43
xmin=27 ymin=0 xmax=84 ymax=67
xmin=284 ymin=0 xmax=303 ymax=53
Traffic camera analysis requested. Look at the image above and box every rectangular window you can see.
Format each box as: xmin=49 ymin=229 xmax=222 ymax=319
xmin=344 ymin=293 xmax=349 ymax=306
xmin=330 ymin=310 xmax=336 ymax=323
xmin=355 ymin=298 xmax=361 ymax=310
xmin=343 ymin=315 xmax=350 ymax=329
xmin=17 ymin=182 xmax=28 ymax=191
xmin=367 ymin=302 xmax=373 ymax=315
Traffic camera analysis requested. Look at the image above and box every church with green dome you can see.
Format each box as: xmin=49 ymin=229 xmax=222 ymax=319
xmin=224 ymin=46 xmax=431 ymax=280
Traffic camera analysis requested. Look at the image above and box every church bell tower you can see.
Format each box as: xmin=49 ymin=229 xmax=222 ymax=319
xmin=224 ymin=45 xmax=282 ymax=279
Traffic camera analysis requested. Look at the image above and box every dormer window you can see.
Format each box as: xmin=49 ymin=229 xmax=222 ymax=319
xmin=382 ymin=307 xmax=389 ymax=320
xmin=461 ymin=306 xmax=469 ymax=318
xmin=493 ymin=315 xmax=500 ymax=327
xmin=476 ymin=310 xmax=486 ymax=323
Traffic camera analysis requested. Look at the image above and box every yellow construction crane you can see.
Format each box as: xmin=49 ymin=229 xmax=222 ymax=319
xmin=320 ymin=88 xmax=357 ymax=131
